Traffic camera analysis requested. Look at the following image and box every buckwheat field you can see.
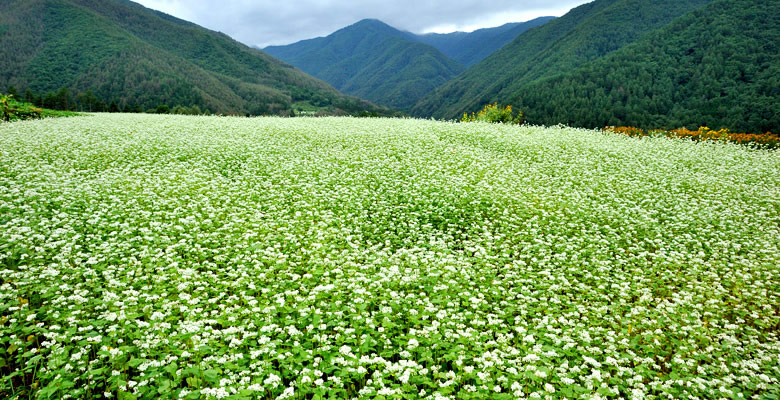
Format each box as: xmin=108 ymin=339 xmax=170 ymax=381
xmin=1 ymin=114 xmax=778 ymax=400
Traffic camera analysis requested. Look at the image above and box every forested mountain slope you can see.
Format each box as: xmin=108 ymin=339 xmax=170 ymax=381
xmin=0 ymin=0 xmax=390 ymax=115
xmin=509 ymin=0 xmax=779 ymax=132
xmin=265 ymin=19 xmax=465 ymax=110
xmin=411 ymin=0 xmax=713 ymax=119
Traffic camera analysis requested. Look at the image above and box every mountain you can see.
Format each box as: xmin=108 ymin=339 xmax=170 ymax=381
xmin=264 ymin=19 xmax=465 ymax=111
xmin=413 ymin=17 xmax=555 ymax=67
xmin=0 ymin=0 xmax=391 ymax=116
xmin=411 ymin=0 xmax=714 ymax=120
xmin=502 ymin=0 xmax=779 ymax=133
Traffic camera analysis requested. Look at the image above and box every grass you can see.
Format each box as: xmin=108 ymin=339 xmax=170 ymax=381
xmin=0 ymin=114 xmax=778 ymax=399
xmin=38 ymin=108 xmax=82 ymax=119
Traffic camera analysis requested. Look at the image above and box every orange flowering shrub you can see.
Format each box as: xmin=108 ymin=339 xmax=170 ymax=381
xmin=603 ymin=126 xmax=648 ymax=137
xmin=604 ymin=126 xmax=779 ymax=148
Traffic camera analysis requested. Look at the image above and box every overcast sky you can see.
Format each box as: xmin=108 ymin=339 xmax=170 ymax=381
xmin=133 ymin=0 xmax=592 ymax=48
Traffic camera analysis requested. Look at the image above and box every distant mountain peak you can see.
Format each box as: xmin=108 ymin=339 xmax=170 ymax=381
xmin=262 ymin=16 xmax=561 ymax=110
xmin=264 ymin=18 xmax=464 ymax=111
xmin=352 ymin=18 xmax=390 ymax=26
xmin=340 ymin=18 xmax=403 ymax=36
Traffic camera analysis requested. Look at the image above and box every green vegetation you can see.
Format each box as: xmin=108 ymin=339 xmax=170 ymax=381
xmin=461 ymin=103 xmax=524 ymax=124
xmin=414 ymin=17 xmax=555 ymax=67
xmin=265 ymin=17 xmax=558 ymax=110
xmin=506 ymin=0 xmax=779 ymax=133
xmin=0 ymin=0 xmax=393 ymax=116
xmin=0 ymin=94 xmax=79 ymax=122
xmin=264 ymin=17 xmax=560 ymax=109
xmin=1 ymin=115 xmax=779 ymax=399
xmin=265 ymin=19 xmax=465 ymax=111
xmin=411 ymin=0 xmax=713 ymax=119
xmin=412 ymin=0 xmax=777 ymax=134
xmin=0 ymin=94 xmax=41 ymax=121
xmin=169 ymin=105 xmax=204 ymax=115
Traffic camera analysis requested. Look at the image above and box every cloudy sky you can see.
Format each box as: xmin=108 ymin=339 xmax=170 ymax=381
xmin=133 ymin=0 xmax=592 ymax=48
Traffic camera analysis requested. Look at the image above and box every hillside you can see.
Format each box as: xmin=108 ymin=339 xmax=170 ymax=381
xmin=509 ymin=0 xmax=779 ymax=133
xmin=414 ymin=17 xmax=555 ymax=67
xmin=264 ymin=19 xmax=465 ymax=110
xmin=0 ymin=0 xmax=391 ymax=115
xmin=412 ymin=0 xmax=713 ymax=119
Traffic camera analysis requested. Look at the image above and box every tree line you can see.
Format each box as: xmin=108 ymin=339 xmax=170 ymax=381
xmin=4 ymin=86 xmax=208 ymax=115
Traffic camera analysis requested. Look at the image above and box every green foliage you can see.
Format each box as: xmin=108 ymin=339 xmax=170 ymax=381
xmin=417 ymin=0 xmax=779 ymax=133
xmin=265 ymin=17 xmax=558 ymax=111
xmin=461 ymin=103 xmax=524 ymax=124
xmin=0 ymin=0 xmax=392 ymax=117
xmin=37 ymin=107 xmax=80 ymax=119
xmin=1 ymin=93 xmax=79 ymax=121
xmin=0 ymin=94 xmax=41 ymax=121
xmin=508 ymin=0 xmax=779 ymax=133
xmin=265 ymin=19 xmax=465 ymax=111
xmin=412 ymin=0 xmax=714 ymax=119
xmin=170 ymin=105 xmax=203 ymax=115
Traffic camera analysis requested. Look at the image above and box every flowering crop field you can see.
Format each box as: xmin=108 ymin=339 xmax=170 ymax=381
xmin=1 ymin=114 xmax=779 ymax=400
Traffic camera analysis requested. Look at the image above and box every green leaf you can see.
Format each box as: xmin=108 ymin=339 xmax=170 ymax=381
xmin=203 ymin=368 xmax=220 ymax=384
xmin=165 ymin=362 xmax=178 ymax=377
xmin=186 ymin=376 xmax=200 ymax=388
xmin=158 ymin=379 xmax=172 ymax=394
xmin=235 ymin=390 xmax=256 ymax=398
xmin=39 ymin=381 xmax=59 ymax=399
xmin=118 ymin=390 xmax=138 ymax=400
xmin=128 ymin=358 xmax=144 ymax=368
xmin=597 ymin=387 xmax=613 ymax=396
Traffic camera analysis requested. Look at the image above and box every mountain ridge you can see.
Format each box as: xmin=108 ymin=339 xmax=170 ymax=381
xmin=411 ymin=0 xmax=715 ymax=119
xmin=412 ymin=0 xmax=778 ymax=133
xmin=413 ymin=17 xmax=556 ymax=67
xmin=264 ymin=19 xmax=464 ymax=111
xmin=504 ymin=0 xmax=779 ymax=132
xmin=0 ymin=0 xmax=392 ymax=115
